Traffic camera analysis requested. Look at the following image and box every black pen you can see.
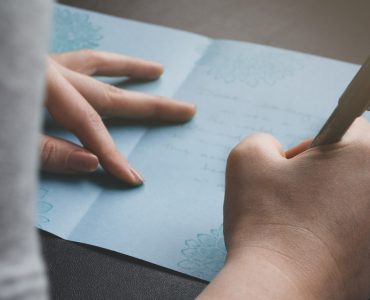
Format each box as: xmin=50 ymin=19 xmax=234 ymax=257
xmin=310 ymin=57 xmax=370 ymax=148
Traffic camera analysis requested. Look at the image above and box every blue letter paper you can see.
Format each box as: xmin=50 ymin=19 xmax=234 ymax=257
xmin=39 ymin=4 xmax=360 ymax=281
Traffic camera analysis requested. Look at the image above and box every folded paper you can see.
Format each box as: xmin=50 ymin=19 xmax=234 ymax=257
xmin=39 ymin=4 xmax=360 ymax=281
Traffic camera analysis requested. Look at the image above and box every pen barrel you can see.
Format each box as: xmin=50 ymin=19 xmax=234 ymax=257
xmin=310 ymin=57 xmax=370 ymax=148
xmin=310 ymin=105 xmax=356 ymax=147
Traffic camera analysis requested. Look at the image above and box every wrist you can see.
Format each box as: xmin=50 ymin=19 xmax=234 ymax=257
xmin=198 ymin=249 xmax=307 ymax=300
xmin=222 ymin=224 xmax=344 ymax=299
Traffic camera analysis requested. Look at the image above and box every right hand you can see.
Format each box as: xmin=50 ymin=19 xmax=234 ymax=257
xmin=209 ymin=117 xmax=370 ymax=299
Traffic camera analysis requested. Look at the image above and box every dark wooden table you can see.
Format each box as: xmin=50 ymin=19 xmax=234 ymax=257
xmin=42 ymin=1 xmax=370 ymax=298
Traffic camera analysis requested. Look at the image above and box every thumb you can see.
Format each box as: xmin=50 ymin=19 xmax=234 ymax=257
xmin=285 ymin=139 xmax=313 ymax=159
xmin=40 ymin=135 xmax=99 ymax=174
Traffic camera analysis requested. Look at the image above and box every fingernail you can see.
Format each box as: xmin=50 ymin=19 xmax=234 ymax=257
xmin=188 ymin=103 xmax=197 ymax=115
xmin=148 ymin=62 xmax=164 ymax=78
xmin=129 ymin=165 xmax=144 ymax=185
xmin=68 ymin=151 xmax=99 ymax=173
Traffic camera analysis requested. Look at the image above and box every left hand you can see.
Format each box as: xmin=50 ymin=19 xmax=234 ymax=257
xmin=42 ymin=50 xmax=196 ymax=185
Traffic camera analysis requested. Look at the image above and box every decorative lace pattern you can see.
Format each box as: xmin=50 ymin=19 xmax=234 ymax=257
xmin=51 ymin=7 xmax=103 ymax=53
xmin=199 ymin=44 xmax=303 ymax=86
xmin=37 ymin=188 xmax=53 ymax=228
xmin=178 ymin=224 xmax=226 ymax=280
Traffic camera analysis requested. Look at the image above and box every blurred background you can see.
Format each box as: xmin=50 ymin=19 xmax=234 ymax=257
xmin=60 ymin=0 xmax=370 ymax=64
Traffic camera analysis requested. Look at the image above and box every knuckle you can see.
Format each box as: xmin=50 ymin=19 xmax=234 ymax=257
xmin=245 ymin=133 xmax=274 ymax=148
xmin=78 ymin=49 xmax=100 ymax=72
xmin=353 ymin=116 xmax=369 ymax=129
xmin=78 ymin=49 xmax=97 ymax=60
xmin=352 ymin=135 xmax=370 ymax=152
xmin=227 ymin=144 xmax=247 ymax=166
xmin=105 ymin=83 xmax=123 ymax=97
xmin=227 ymin=133 xmax=271 ymax=164
xmin=41 ymin=138 xmax=57 ymax=168
xmin=226 ymin=133 xmax=279 ymax=180
xmin=226 ymin=144 xmax=252 ymax=177
xmin=85 ymin=110 xmax=104 ymax=131
xmin=150 ymin=96 xmax=168 ymax=116
xmin=354 ymin=141 xmax=370 ymax=161
xmin=102 ymin=84 xmax=123 ymax=115
xmin=123 ymin=60 xmax=135 ymax=75
xmin=360 ymin=135 xmax=370 ymax=148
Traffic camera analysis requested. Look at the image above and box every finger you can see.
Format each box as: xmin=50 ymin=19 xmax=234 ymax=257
xmin=46 ymin=60 xmax=143 ymax=185
xmin=40 ymin=135 xmax=99 ymax=174
xmin=285 ymin=139 xmax=312 ymax=159
xmin=226 ymin=133 xmax=286 ymax=189
xmin=51 ymin=50 xmax=164 ymax=79
xmin=341 ymin=117 xmax=370 ymax=143
xmin=55 ymin=63 xmax=196 ymax=122
xmin=101 ymin=88 xmax=197 ymax=122
xmin=235 ymin=133 xmax=286 ymax=160
xmin=228 ymin=133 xmax=286 ymax=168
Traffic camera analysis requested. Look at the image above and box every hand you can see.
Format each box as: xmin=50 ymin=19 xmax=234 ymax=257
xmin=199 ymin=117 xmax=370 ymax=299
xmin=41 ymin=50 xmax=196 ymax=185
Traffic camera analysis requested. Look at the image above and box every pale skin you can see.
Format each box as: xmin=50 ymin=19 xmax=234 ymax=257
xmin=45 ymin=51 xmax=370 ymax=298
xmin=42 ymin=50 xmax=196 ymax=185
xmin=198 ymin=118 xmax=370 ymax=299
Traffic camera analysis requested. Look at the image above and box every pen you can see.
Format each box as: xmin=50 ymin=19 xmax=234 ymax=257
xmin=310 ymin=57 xmax=370 ymax=148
